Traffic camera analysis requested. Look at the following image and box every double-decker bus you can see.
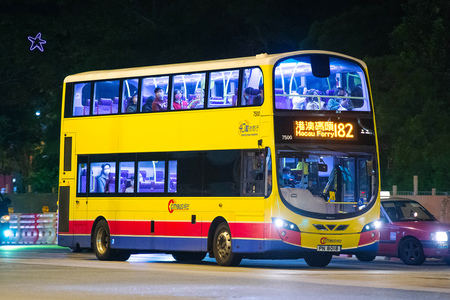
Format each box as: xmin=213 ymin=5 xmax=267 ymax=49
xmin=58 ymin=50 xmax=380 ymax=267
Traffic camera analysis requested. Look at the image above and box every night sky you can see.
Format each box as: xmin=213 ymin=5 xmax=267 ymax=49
xmin=0 ymin=0 xmax=448 ymax=191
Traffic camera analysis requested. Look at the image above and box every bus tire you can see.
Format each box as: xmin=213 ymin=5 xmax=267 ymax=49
xmin=399 ymin=237 xmax=425 ymax=265
xmin=355 ymin=253 xmax=376 ymax=262
xmin=115 ymin=251 xmax=131 ymax=261
xmin=172 ymin=252 xmax=206 ymax=262
xmin=304 ymin=253 xmax=332 ymax=267
xmin=213 ymin=222 xmax=242 ymax=266
xmin=93 ymin=220 xmax=115 ymax=261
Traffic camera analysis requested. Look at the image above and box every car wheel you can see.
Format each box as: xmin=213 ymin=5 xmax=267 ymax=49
xmin=304 ymin=253 xmax=332 ymax=267
xmin=93 ymin=220 xmax=115 ymax=261
xmin=399 ymin=237 xmax=425 ymax=265
xmin=172 ymin=252 xmax=206 ymax=262
xmin=355 ymin=253 xmax=376 ymax=262
xmin=443 ymin=256 xmax=450 ymax=265
xmin=213 ymin=222 xmax=242 ymax=266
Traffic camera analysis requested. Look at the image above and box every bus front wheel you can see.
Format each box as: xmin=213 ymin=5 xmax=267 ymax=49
xmin=213 ymin=222 xmax=242 ymax=266
xmin=304 ymin=253 xmax=332 ymax=267
xmin=355 ymin=253 xmax=376 ymax=262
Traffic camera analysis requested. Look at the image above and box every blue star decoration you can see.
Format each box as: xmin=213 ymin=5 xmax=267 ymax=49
xmin=28 ymin=32 xmax=46 ymax=52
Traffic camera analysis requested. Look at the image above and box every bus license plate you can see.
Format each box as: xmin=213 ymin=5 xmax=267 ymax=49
xmin=317 ymin=245 xmax=341 ymax=252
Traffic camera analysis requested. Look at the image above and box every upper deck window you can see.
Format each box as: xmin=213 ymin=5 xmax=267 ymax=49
xmin=122 ymin=79 xmax=139 ymax=113
xmin=274 ymin=55 xmax=370 ymax=112
xmin=241 ymin=68 xmax=263 ymax=106
xmin=93 ymin=80 xmax=120 ymax=115
xmin=73 ymin=82 xmax=91 ymax=116
xmin=171 ymin=73 xmax=206 ymax=110
xmin=141 ymin=76 xmax=169 ymax=112
xmin=208 ymin=70 xmax=239 ymax=108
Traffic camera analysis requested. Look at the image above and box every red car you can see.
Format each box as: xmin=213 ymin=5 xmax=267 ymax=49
xmin=377 ymin=198 xmax=450 ymax=265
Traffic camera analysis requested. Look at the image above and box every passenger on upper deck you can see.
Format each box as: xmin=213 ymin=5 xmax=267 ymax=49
xmin=152 ymin=87 xmax=168 ymax=111
xmin=252 ymin=84 xmax=264 ymax=105
xmin=126 ymin=92 xmax=138 ymax=113
xmin=292 ymin=86 xmax=307 ymax=110
xmin=350 ymin=85 xmax=363 ymax=108
xmin=305 ymin=89 xmax=325 ymax=110
xmin=187 ymin=88 xmax=204 ymax=109
xmin=327 ymin=87 xmax=352 ymax=111
xmin=243 ymin=85 xmax=263 ymax=106
xmin=172 ymin=89 xmax=188 ymax=110
xmin=142 ymin=96 xmax=154 ymax=112
xmin=96 ymin=163 xmax=111 ymax=193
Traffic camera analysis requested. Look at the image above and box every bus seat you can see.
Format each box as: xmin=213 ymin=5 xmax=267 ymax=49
xmin=274 ymin=89 xmax=292 ymax=109
xmin=74 ymin=106 xmax=84 ymax=116
xmin=80 ymin=176 xmax=87 ymax=193
xmin=139 ymin=170 xmax=147 ymax=180
xmin=83 ymin=99 xmax=90 ymax=115
xmin=152 ymin=182 xmax=164 ymax=189
xmin=155 ymin=171 xmax=164 ymax=182
xmin=169 ymin=178 xmax=177 ymax=192
xmin=98 ymin=98 xmax=112 ymax=115
xmin=139 ymin=182 xmax=152 ymax=193
xmin=122 ymin=97 xmax=129 ymax=112
xmin=108 ymin=173 xmax=115 ymax=193
xmin=113 ymin=97 xmax=119 ymax=104
xmin=120 ymin=170 xmax=129 ymax=178
xmin=111 ymin=103 xmax=118 ymax=114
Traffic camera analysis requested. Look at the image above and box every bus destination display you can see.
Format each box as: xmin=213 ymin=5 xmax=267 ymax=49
xmin=294 ymin=120 xmax=357 ymax=140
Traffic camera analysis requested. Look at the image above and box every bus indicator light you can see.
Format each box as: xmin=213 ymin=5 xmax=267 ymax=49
xmin=294 ymin=120 xmax=356 ymax=140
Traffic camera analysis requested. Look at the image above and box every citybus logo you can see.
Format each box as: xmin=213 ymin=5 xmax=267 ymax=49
xmin=320 ymin=237 xmax=342 ymax=244
xmin=168 ymin=199 xmax=189 ymax=213
xmin=238 ymin=120 xmax=259 ymax=137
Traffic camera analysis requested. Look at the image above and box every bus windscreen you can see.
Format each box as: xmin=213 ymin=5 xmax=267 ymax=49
xmin=274 ymin=55 xmax=371 ymax=112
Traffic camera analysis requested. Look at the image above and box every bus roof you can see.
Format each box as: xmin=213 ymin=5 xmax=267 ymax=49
xmin=64 ymin=50 xmax=367 ymax=83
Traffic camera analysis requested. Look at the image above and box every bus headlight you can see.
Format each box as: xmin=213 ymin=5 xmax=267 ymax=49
xmin=431 ymin=232 xmax=448 ymax=242
xmin=361 ymin=220 xmax=381 ymax=232
xmin=272 ymin=218 xmax=300 ymax=232
xmin=1 ymin=215 xmax=10 ymax=223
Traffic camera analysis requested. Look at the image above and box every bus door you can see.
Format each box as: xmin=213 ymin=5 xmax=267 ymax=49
xmin=74 ymin=158 xmax=89 ymax=246
xmin=242 ymin=150 xmax=265 ymax=196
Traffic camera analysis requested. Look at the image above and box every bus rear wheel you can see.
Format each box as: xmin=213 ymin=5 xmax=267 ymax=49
xmin=304 ymin=253 xmax=332 ymax=267
xmin=172 ymin=252 xmax=206 ymax=262
xmin=93 ymin=220 xmax=115 ymax=261
xmin=213 ymin=222 xmax=242 ymax=266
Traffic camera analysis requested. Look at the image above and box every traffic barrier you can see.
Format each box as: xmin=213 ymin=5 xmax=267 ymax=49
xmin=1 ymin=212 xmax=58 ymax=245
xmin=36 ymin=213 xmax=57 ymax=244
xmin=5 ymin=213 xmax=21 ymax=244
xmin=19 ymin=214 xmax=39 ymax=244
